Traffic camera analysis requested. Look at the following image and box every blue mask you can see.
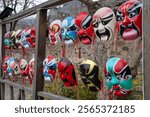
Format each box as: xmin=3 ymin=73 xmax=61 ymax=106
xmin=61 ymin=16 xmax=77 ymax=45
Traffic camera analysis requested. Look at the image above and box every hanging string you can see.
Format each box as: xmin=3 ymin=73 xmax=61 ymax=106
xmin=61 ymin=44 xmax=66 ymax=57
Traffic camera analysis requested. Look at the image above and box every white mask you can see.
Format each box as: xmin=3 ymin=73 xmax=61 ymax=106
xmin=93 ymin=7 xmax=116 ymax=41
xmin=49 ymin=19 xmax=62 ymax=45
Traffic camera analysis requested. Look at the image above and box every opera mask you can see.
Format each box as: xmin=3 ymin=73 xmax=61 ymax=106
xmin=49 ymin=20 xmax=62 ymax=45
xmin=10 ymin=31 xmax=19 ymax=49
xmin=104 ymin=57 xmax=133 ymax=96
xmin=2 ymin=56 xmax=21 ymax=76
xmin=93 ymin=7 xmax=116 ymax=41
xmin=79 ymin=59 xmax=101 ymax=92
xmin=4 ymin=31 xmax=12 ymax=49
xmin=75 ymin=12 xmax=95 ymax=44
xmin=43 ymin=55 xmax=57 ymax=81
xmin=21 ymin=27 xmax=36 ymax=48
xmin=58 ymin=58 xmax=77 ymax=87
xmin=61 ymin=16 xmax=77 ymax=46
xmin=116 ymin=0 xmax=142 ymax=40
xmin=15 ymin=29 xmax=23 ymax=48
xmin=2 ymin=56 xmax=13 ymax=75
xmin=19 ymin=59 xmax=29 ymax=76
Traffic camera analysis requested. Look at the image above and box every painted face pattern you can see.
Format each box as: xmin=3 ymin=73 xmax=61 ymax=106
xmin=15 ymin=29 xmax=23 ymax=48
xmin=75 ymin=12 xmax=95 ymax=44
xmin=116 ymin=0 xmax=142 ymax=40
xmin=2 ymin=56 xmax=13 ymax=75
xmin=2 ymin=56 xmax=21 ymax=76
xmin=19 ymin=59 xmax=29 ymax=76
xmin=9 ymin=31 xmax=19 ymax=49
xmin=4 ymin=31 xmax=12 ymax=49
xmin=79 ymin=59 xmax=101 ymax=92
xmin=43 ymin=55 xmax=57 ymax=81
xmin=58 ymin=58 xmax=77 ymax=87
xmin=104 ymin=57 xmax=133 ymax=96
xmin=29 ymin=58 xmax=34 ymax=80
xmin=21 ymin=27 xmax=36 ymax=48
xmin=61 ymin=16 xmax=77 ymax=46
xmin=49 ymin=20 xmax=62 ymax=45
xmin=93 ymin=7 xmax=116 ymax=41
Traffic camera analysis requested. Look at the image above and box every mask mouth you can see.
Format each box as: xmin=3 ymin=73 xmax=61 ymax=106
xmin=120 ymin=21 xmax=139 ymax=40
xmin=78 ymin=34 xmax=92 ymax=44
xmin=64 ymin=38 xmax=74 ymax=45
xmin=44 ymin=74 xmax=53 ymax=81
xmin=111 ymin=85 xmax=128 ymax=96
xmin=96 ymin=28 xmax=110 ymax=41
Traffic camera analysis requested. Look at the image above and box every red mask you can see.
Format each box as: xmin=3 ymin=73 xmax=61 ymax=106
xmin=22 ymin=27 xmax=36 ymax=48
xmin=75 ymin=12 xmax=95 ymax=44
xmin=116 ymin=0 xmax=142 ymax=40
xmin=58 ymin=58 xmax=77 ymax=87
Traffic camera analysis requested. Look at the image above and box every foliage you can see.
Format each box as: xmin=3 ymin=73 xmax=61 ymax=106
xmin=44 ymin=77 xmax=98 ymax=100
xmin=44 ymin=66 xmax=143 ymax=100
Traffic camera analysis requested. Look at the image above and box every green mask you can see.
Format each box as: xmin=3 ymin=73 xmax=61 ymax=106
xmin=104 ymin=57 xmax=132 ymax=96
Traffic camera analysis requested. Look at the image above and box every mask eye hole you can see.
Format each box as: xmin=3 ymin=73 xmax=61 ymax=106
xmin=116 ymin=11 xmax=124 ymax=21
xmin=124 ymin=75 xmax=130 ymax=80
xmin=69 ymin=25 xmax=76 ymax=31
xmin=128 ymin=12 xmax=136 ymax=18
xmin=76 ymin=27 xmax=80 ymax=31
xmin=106 ymin=76 xmax=111 ymax=82
xmin=26 ymin=34 xmax=30 ymax=38
xmin=4 ymin=62 xmax=8 ymax=66
xmin=101 ymin=19 xmax=112 ymax=25
xmin=93 ymin=20 xmax=99 ymax=28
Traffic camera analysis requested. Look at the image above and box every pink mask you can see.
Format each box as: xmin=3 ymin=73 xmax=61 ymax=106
xmin=49 ymin=20 xmax=62 ymax=45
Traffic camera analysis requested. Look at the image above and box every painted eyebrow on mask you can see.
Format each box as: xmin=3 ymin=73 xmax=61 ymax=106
xmin=128 ymin=2 xmax=142 ymax=12
xmin=101 ymin=14 xmax=113 ymax=20
xmin=82 ymin=15 xmax=92 ymax=27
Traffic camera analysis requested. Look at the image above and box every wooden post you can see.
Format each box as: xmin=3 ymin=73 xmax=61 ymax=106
xmin=32 ymin=9 xmax=47 ymax=100
xmin=143 ymin=0 xmax=150 ymax=99
xmin=0 ymin=23 xmax=6 ymax=100
xmin=10 ymin=86 xmax=14 ymax=100
xmin=21 ymin=90 xmax=25 ymax=100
